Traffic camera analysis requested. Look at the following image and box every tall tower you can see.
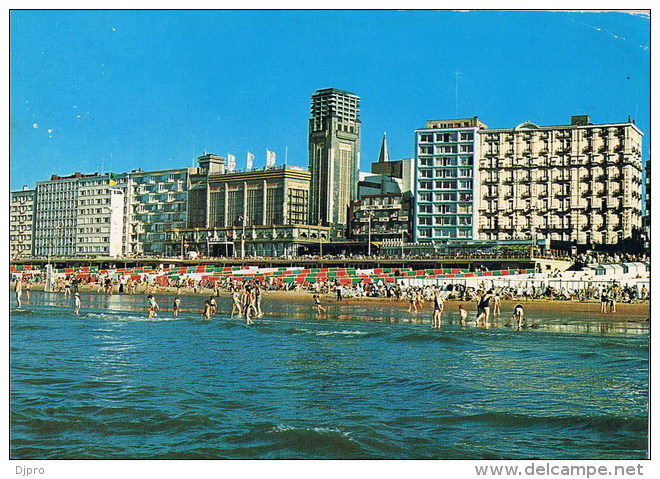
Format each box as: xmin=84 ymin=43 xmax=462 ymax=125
xmin=308 ymin=88 xmax=361 ymax=237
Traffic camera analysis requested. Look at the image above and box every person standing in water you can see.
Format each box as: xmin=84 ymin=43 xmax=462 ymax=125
xmin=173 ymin=297 xmax=181 ymax=317
xmin=14 ymin=276 xmax=23 ymax=309
xmin=255 ymin=284 xmax=263 ymax=317
xmin=209 ymin=296 xmax=218 ymax=317
xmin=432 ymin=290 xmax=443 ymax=328
xmin=492 ymin=292 xmax=502 ymax=315
xmin=147 ymin=295 xmax=159 ymax=318
xmin=476 ymin=290 xmax=494 ymax=324
xmin=313 ymin=294 xmax=327 ymax=314
xmin=73 ymin=292 xmax=81 ymax=315
xmin=230 ymin=289 xmax=242 ymax=319
xmin=458 ymin=304 xmax=468 ymax=327
xmin=202 ymin=299 xmax=212 ymax=320
xmin=513 ymin=304 xmax=525 ymax=330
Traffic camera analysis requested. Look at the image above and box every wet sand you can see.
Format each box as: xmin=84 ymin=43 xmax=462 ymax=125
xmin=22 ymin=282 xmax=650 ymax=320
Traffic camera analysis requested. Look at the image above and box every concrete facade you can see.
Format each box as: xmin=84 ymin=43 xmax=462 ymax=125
xmin=128 ymin=168 xmax=191 ymax=256
xmin=477 ymin=116 xmax=643 ymax=245
xmin=10 ymin=186 xmax=35 ymax=259
xmin=413 ymin=117 xmax=485 ymax=242
xmin=183 ymin=155 xmax=312 ymax=257
xmin=308 ymin=88 xmax=361 ymax=237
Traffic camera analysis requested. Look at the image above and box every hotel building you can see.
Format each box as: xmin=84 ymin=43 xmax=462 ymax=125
xmin=477 ymin=115 xmax=643 ymax=245
xmin=172 ymin=154 xmax=320 ymax=257
xmin=412 ymin=117 xmax=485 ymax=242
xmin=128 ymin=168 xmax=192 ymax=257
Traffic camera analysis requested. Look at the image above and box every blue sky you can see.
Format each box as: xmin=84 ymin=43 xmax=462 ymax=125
xmin=10 ymin=10 xmax=650 ymax=190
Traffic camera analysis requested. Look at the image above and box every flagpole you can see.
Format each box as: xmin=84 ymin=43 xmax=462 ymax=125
xmin=285 ymin=146 xmax=288 ymax=167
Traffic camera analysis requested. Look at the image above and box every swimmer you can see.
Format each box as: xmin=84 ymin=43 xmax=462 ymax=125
xmin=476 ymin=290 xmax=494 ymax=324
xmin=255 ymin=284 xmax=263 ymax=317
xmin=313 ymin=294 xmax=326 ymax=314
xmin=147 ymin=295 xmax=159 ymax=318
xmin=209 ymin=296 xmax=217 ymax=317
xmin=73 ymin=292 xmax=81 ymax=315
xmin=230 ymin=289 xmax=242 ymax=319
xmin=202 ymin=299 xmax=212 ymax=320
xmin=513 ymin=304 xmax=525 ymax=330
xmin=14 ymin=276 xmax=23 ymax=309
xmin=432 ymin=290 xmax=443 ymax=328
xmin=173 ymin=297 xmax=181 ymax=317
xmin=458 ymin=304 xmax=468 ymax=327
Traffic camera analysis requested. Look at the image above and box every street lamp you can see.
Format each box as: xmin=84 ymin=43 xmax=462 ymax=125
xmin=367 ymin=211 xmax=374 ymax=257
xmin=238 ymin=215 xmax=246 ymax=259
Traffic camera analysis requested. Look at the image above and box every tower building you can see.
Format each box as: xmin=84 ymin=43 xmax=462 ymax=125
xmin=308 ymin=88 xmax=361 ymax=238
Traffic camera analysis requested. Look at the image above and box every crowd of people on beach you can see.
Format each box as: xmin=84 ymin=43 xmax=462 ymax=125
xmin=11 ymin=264 xmax=648 ymax=331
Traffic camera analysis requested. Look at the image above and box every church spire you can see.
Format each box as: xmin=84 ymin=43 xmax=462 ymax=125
xmin=378 ymin=132 xmax=390 ymax=163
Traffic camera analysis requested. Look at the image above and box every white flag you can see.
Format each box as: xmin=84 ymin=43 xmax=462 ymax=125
xmin=247 ymin=151 xmax=254 ymax=170
xmin=227 ymin=154 xmax=236 ymax=172
xmin=266 ymin=149 xmax=276 ymax=168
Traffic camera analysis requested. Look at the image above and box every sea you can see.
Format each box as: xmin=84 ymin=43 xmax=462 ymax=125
xmin=10 ymin=290 xmax=649 ymax=460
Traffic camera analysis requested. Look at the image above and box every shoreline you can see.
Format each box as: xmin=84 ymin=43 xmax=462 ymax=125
xmin=19 ymin=282 xmax=650 ymax=320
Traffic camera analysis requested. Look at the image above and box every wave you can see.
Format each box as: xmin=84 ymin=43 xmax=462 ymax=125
xmin=436 ymin=412 xmax=648 ymax=433
xmin=394 ymin=332 xmax=466 ymax=344
xmin=282 ymin=327 xmax=385 ymax=339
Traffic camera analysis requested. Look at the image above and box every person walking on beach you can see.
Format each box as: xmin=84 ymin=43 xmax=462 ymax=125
xmin=73 ymin=292 xmax=81 ymax=315
xmin=513 ymin=304 xmax=525 ymax=330
xmin=432 ymin=290 xmax=443 ymax=328
xmin=15 ymin=276 xmax=23 ymax=309
xmin=313 ymin=294 xmax=327 ymax=314
xmin=458 ymin=304 xmax=468 ymax=327
xmin=600 ymin=290 xmax=609 ymax=313
xmin=25 ymin=282 xmax=31 ymax=302
xmin=147 ymin=295 xmax=159 ymax=318
xmin=173 ymin=297 xmax=181 ymax=317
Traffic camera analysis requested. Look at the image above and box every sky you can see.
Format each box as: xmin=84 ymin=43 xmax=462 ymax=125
xmin=9 ymin=9 xmax=651 ymax=191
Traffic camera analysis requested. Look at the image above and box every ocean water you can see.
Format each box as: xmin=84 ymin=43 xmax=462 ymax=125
xmin=10 ymin=291 xmax=649 ymax=459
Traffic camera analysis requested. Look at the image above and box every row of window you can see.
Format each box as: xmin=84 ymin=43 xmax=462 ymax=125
xmin=418 ymin=192 xmax=474 ymax=202
xmin=419 ymin=132 xmax=474 ymax=143
xmin=419 ymin=144 xmax=474 ymax=155
xmin=418 ymin=180 xmax=474 ymax=190
xmin=419 ymin=168 xmax=473 ymax=179
xmin=417 ymin=228 xmax=473 ymax=238
xmin=418 ymin=216 xmax=473 ymax=226
xmin=419 ymin=156 xmax=474 ymax=167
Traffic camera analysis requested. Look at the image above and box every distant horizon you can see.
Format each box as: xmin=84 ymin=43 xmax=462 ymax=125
xmin=10 ymin=10 xmax=650 ymax=190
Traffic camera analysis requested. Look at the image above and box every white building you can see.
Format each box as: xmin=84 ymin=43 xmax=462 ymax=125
xmin=413 ymin=117 xmax=485 ymax=242
xmin=77 ymin=174 xmax=127 ymax=257
xmin=10 ymin=186 xmax=35 ymax=258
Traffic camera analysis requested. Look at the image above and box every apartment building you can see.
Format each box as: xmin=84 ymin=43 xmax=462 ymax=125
xmin=477 ymin=115 xmax=643 ymax=245
xmin=413 ymin=117 xmax=485 ymax=242
xmin=128 ymin=168 xmax=191 ymax=256
xmin=34 ymin=173 xmax=86 ymax=257
xmin=77 ymin=174 xmax=127 ymax=257
xmin=10 ymin=186 xmax=35 ymax=258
